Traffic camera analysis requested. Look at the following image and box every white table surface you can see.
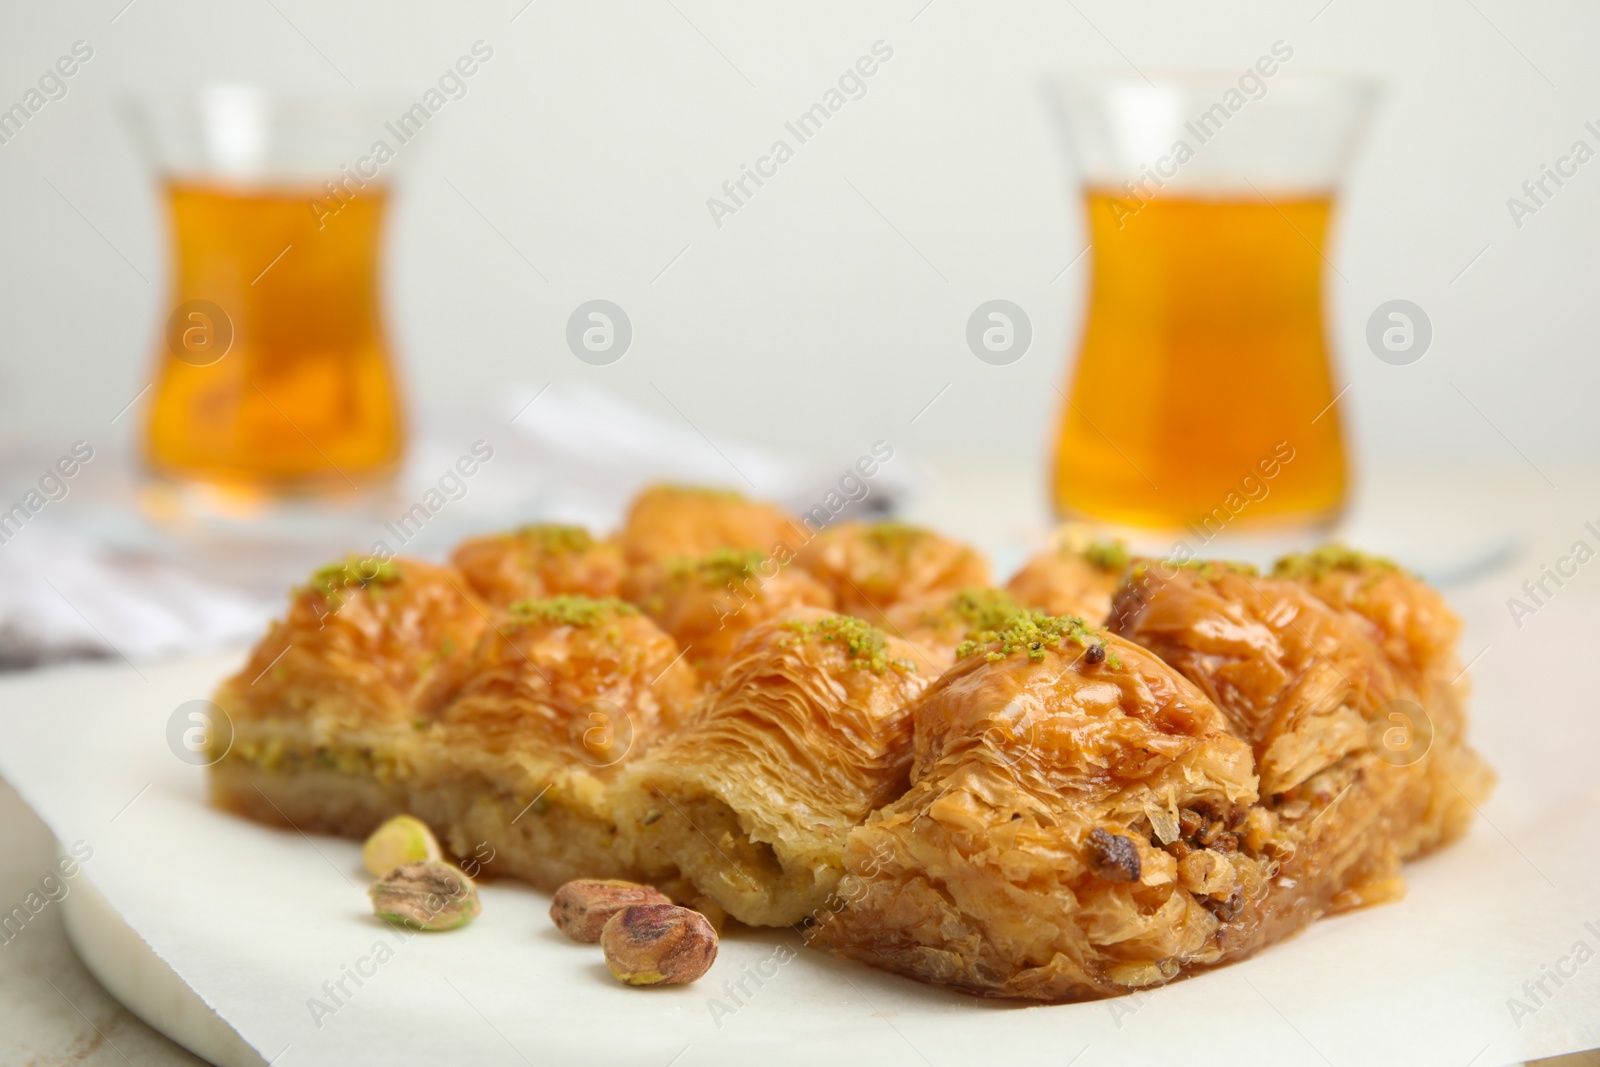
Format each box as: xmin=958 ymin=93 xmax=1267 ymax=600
xmin=3 ymin=457 xmax=1599 ymax=1067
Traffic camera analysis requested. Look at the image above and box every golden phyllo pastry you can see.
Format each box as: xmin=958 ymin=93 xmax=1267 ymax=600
xmin=794 ymin=521 xmax=991 ymax=627
xmin=409 ymin=596 xmax=700 ymax=890
xmin=880 ymin=586 xmax=1023 ymax=674
xmin=619 ymin=484 xmax=803 ymax=566
xmin=1272 ymin=546 xmax=1462 ymax=691
xmin=209 ymin=491 xmax=1493 ymax=1004
xmin=210 ymin=557 xmax=488 ymax=836
xmin=621 ymin=548 xmax=835 ymax=679
xmin=450 ymin=524 xmax=624 ymax=608
xmin=1107 ymin=554 xmax=1492 ymax=916
xmin=814 ymin=613 xmax=1259 ymax=999
xmin=1005 ymin=534 xmax=1128 ymax=623
xmin=615 ymin=609 xmax=928 ymax=926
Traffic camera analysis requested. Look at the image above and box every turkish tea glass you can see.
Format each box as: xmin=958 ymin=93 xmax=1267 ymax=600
xmin=128 ymin=87 xmax=406 ymax=502
xmin=1049 ymin=71 xmax=1377 ymax=537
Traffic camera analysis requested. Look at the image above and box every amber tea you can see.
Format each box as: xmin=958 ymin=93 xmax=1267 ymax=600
xmin=1050 ymin=72 xmax=1375 ymax=535
xmin=1052 ymin=191 xmax=1346 ymax=529
xmin=146 ymin=180 xmax=404 ymax=491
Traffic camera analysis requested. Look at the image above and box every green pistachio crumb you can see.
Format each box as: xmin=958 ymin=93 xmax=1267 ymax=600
xmin=515 ymin=524 xmax=596 ymax=554
xmin=1126 ymin=558 xmax=1260 ymax=587
xmin=863 ymin=522 xmax=932 ymax=558
xmin=307 ymin=557 xmax=400 ymax=599
xmin=1272 ymin=544 xmax=1403 ymax=582
xmin=947 ymin=587 xmax=1024 ymax=635
xmin=1081 ymin=539 xmax=1130 ymax=572
xmin=507 ymin=595 xmax=639 ymax=628
xmin=779 ymin=615 xmax=914 ymax=674
xmin=662 ymin=548 xmax=764 ymax=590
xmin=651 ymin=483 xmax=745 ymax=502
xmin=957 ymin=611 xmax=1102 ymax=664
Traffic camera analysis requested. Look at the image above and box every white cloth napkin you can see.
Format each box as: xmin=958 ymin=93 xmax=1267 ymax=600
xmin=499 ymin=383 xmax=915 ymax=528
xmin=0 ymin=531 xmax=271 ymax=668
xmin=0 ymin=385 xmax=918 ymax=668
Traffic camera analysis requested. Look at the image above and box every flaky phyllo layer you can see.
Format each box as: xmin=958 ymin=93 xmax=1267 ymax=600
xmin=814 ymin=553 xmax=1492 ymax=997
xmin=211 ymin=492 xmax=1492 ymax=1002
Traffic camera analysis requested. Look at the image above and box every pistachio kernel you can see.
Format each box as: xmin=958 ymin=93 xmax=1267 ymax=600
xmin=370 ymin=860 xmax=481 ymax=931
xmin=550 ymin=879 xmax=673 ymax=943
xmin=361 ymin=815 xmax=442 ymax=878
xmin=600 ymin=904 xmax=718 ymax=986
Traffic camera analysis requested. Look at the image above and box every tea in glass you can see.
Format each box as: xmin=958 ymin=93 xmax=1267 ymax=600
xmin=1050 ymin=73 xmax=1375 ymax=534
xmin=130 ymin=88 xmax=405 ymax=497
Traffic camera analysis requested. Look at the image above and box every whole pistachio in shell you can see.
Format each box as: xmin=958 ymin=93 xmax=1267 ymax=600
xmin=550 ymin=879 xmax=673 ymax=943
xmin=600 ymin=904 xmax=717 ymax=986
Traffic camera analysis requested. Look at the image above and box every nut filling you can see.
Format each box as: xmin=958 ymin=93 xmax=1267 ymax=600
xmin=1086 ymin=828 xmax=1142 ymax=883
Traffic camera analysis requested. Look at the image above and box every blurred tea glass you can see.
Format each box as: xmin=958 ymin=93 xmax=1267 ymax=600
xmin=1050 ymin=72 xmax=1376 ymax=534
xmin=127 ymin=87 xmax=406 ymax=504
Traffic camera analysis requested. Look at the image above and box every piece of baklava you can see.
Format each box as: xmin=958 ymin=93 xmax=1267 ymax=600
xmin=816 ymin=559 xmax=1491 ymax=999
xmin=210 ymin=557 xmax=488 ymax=837
xmin=880 ymin=586 xmax=1023 ymax=674
xmin=619 ymin=484 xmax=803 ymax=566
xmin=615 ymin=609 xmax=929 ymax=926
xmin=451 ymin=524 xmax=624 ymax=608
xmin=1108 ymin=553 xmax=1494 ymax=913
xmin=1005 ymin=532 xmax=1128 ymax=623
xmin=620 ymin=548 xmax=835 ymax=679
xmin=814 ymin=613 xmax=1258 ymax=998
xmin=1272 ymin=546 xmax=1459 ymax=695
xmin=407 ymin=596 xmax=701 ymax=890
xmin=794 ymin=521 xmax=990 ymax=627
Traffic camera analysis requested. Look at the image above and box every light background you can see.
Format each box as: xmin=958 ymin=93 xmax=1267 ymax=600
xmin=0 ymin=0 xmax=1595 ymax=478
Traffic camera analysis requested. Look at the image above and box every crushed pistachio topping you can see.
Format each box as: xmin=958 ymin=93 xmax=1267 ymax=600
xmin=1183 ymin=559 xmax=1260 ymax=580
xmin=1272 ymin=545 xmax=1402 ymax=582
xmin=779 ymin=615 xmax=914 ymax=674
xmin=863 ymin=522 xmax=932 ymax=558
xmin=947 ymin=587 xmax=1024 ymax=634
xmin=651 ymin=483 xmax=744 ymax=502
xmin=308 ymin=557 xmax=400 ymax=598
xmin=515 ymin=524 xmax=595 ymax=555
xmin=508 ymin=595 xmax=639 ymax=628
xmin=957 ymin=611 xmax=1103 ymax=664
xmin=1126 ymin=558 xmax=1260 ymax=587
xmin=663 ymin=548 xmax=764 ymax=589
xmin=1081 ymin=539 xmax=1130 ymax=572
